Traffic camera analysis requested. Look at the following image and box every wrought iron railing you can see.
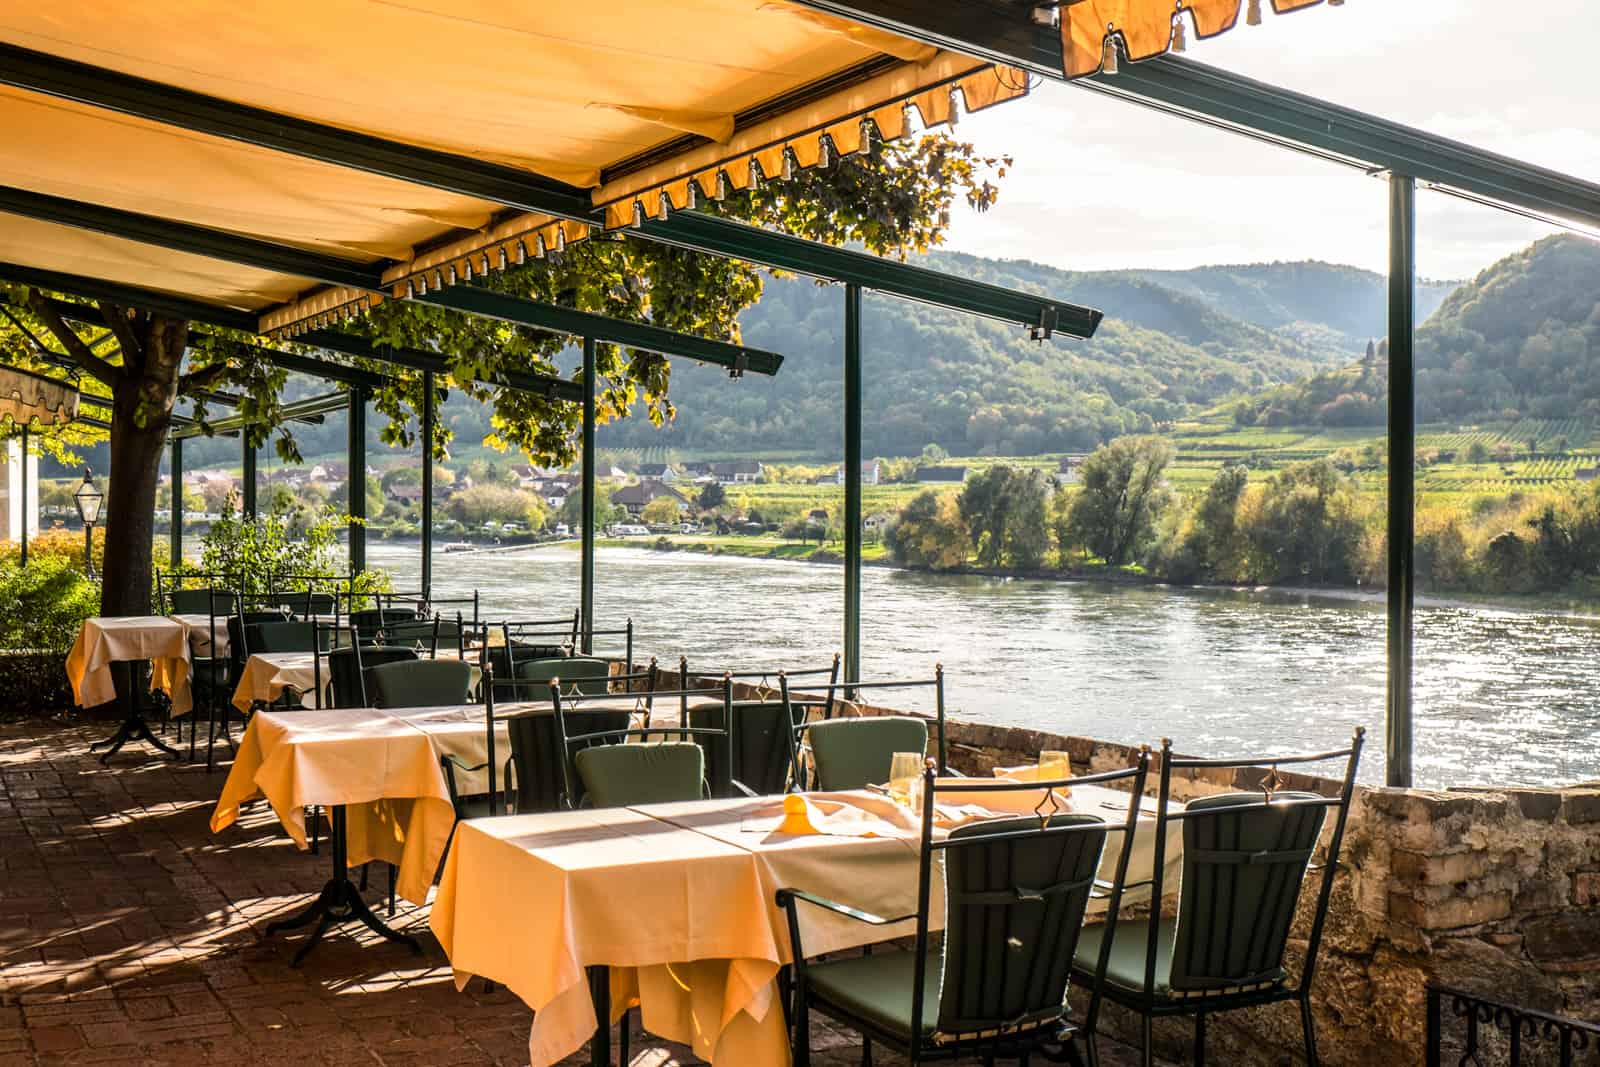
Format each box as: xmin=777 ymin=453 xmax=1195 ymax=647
xmin=1428 ymin=982 xmax=1600 ymax=1065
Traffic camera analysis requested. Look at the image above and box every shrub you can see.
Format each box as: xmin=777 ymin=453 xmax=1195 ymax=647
xmin=0 ymin=555 xmax=100 ymax=653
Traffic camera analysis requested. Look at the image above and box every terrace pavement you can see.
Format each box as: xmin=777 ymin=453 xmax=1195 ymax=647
xmin=0 ymin=719 xmax=1168 ymax=1066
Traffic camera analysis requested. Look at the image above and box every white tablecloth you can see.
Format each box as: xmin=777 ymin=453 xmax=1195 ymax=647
xmin=65 ymin=616 xmax=193 ymax=716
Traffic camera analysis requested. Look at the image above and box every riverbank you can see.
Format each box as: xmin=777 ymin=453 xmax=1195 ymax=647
xmin=575 ymin=533 xmax=1600 ymax=621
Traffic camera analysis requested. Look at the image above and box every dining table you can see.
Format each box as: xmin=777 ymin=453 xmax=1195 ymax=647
xmin=430 ymin=782 xmax=1181 ymax=1067
xmin=229 ymin=647 xmax=483 ymax=714
xmin=65 ymin=615 xmax=193 ymax=761
xmin=211 ymin=701 xmax=516 ymax=964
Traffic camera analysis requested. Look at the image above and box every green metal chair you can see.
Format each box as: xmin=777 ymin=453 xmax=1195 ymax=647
xmin=1069 ymin=731 xmax=1365 ymax=1067
xmin=806 ymin=716 xmax=928 ymax=791
xmin=317 ymin=644 xmax=418 ymax=708
xmin=242 ymin=620 xmax=321 ymax=654
xmin=780 ymin=752 xmax=1152 ymax=1067
xmin=382 ymin=617 xmax=443 ymax=657
xmin=687 ymin=694 xmax=802 ymax=797
xmin=574 ymin=742 xmax=705 ymax=807
xmin=516 ymin=655 xmax=612 ymax=696
xmin=365 ymin=658 xmax=473 ymax=709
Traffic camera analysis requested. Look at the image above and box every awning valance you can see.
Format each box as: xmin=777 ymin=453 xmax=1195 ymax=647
xmin=1063 ymin=0 xmax=1327 ymax=77
xmin=0 ymin=365 xmax=80 ymax=427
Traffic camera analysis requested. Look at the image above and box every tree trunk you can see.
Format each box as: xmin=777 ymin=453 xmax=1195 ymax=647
xmin=100 ymin=389 xmax=171 ymax=616
xmin=98 ymin=318 xmax=185 ymax=618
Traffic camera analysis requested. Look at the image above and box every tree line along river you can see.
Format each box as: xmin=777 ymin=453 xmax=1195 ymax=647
xmin=366 ymin=541 xmax=1600 ymax=788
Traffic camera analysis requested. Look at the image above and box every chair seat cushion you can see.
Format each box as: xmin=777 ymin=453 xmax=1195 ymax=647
xmin=807 ymin=947 xmax=941 ymax=1039
xmin=1073 ymin=918 xmax=1285 ymax=999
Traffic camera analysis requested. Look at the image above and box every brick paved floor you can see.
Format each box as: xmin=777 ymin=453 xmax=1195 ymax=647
xmin=0 ymin=720 xmax=1167 ymax=1067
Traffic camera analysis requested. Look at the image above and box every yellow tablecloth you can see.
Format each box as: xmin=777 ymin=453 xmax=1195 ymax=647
xmin=210 ymin=703 xmax=514 ymax=905
xmin=65 ymin=616 xmax=193 ymax=716
xmin=431 ymin=787 xmax=1175 ymax=1067
xmin=231 ymin=650 xmax=483 ymax=713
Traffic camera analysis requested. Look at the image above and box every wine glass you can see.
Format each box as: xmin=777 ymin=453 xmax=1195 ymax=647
xmin=888 ymin=751 xmax=923 ymax=806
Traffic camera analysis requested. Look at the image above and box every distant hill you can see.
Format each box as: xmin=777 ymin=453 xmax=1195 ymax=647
xmin=1118 ymin=261 xmax=1456 ymax=352
xmin=596 ymin=250 xmax=1442 ymax=457
xmin=1230 ymin=234 xmax=1600 ymax=428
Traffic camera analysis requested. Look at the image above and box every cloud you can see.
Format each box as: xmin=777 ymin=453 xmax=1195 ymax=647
xmin=941 ymin=0 xmax=1589 ymax=278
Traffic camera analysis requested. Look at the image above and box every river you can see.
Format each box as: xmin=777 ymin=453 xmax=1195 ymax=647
xmin=366 ymin=541 xmax=1600 ymax=788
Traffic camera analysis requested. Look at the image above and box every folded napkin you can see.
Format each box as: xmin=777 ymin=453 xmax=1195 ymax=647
xmin=740 ymin=794 xmax=908 ymax=838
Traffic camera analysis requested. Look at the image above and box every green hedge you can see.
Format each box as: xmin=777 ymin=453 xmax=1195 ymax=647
xmin=0 ymin=651 xmax=75 ymax=719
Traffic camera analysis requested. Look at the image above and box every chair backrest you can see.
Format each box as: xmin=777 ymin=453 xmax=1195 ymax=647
xmin=575 ymin=742 xmax=705 ymax=808
xmin=937 ymin=814 xmax=1108 ymax=1036
xmin=365 ymin=658 xmax=473 ymax=709
xmin=907 ymin=753 xmax=1152 ymax=1047
xmin=517 ymin=655 xmax=611 ymax=695
xmin=170 ymin=587 xmax=233 ymax=615
xmin=1132 ymin=730 xmax=1365 ymax=1002
xmin=806 ymin=715 xmax=928 ymax=791
xmin=243 ymin=620 xmax=319 ymax=654
xmin=270 ymin=589 xmax=337 ymax=617
xmin=1168 ymin=792 xmax=1325 ymax=992
xmin=323 ymin=644 xmax=418 ymax=708
xmin=688 ymin=699 xmax=800 ymax=796
xmin=504 ymin=706 xmax=633 ymax=812
xmin=348 ymin=606 xmax=422 ymax=643
xmin=383 ymin=617 xmax=441 ymax=656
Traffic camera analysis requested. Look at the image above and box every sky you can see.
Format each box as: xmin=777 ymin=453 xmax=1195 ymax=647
xmin=941 ymin=0 xmax=1600 ymax=280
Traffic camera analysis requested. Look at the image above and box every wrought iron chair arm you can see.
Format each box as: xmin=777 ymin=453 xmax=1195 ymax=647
xmin=775 ymin=887 xmax=912 ymax=928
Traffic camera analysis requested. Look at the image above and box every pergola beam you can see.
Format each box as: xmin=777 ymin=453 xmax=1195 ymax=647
xmin=634 ymin=212 xmax=1099 ymax=337
xmin=0 ymin=184 xmax=384 ymax=290
xmin=0 ymin=191 xmax=784 ymax=375
xmin=4 ymin=282 xmax=586 ymax=402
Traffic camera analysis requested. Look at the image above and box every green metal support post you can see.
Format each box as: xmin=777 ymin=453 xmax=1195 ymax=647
xmin=348 ymin=386 xmax=366 ymax=575
xmin=580 ymin=336 xmax=596 ymax=654
xmin=169 ymin=437 xmax=182 ymax=568
xmin=420 ymin=370 xmax=434 ymax=600
xmin=1387 ymin=174 xmax=1417 ymax=788
xmin=18 ymin=425 xmax=27 ymax=567
xmin=843 ymin=283 xmax=863 ymax=684
xmin=241 ymin=436 xmax=257 ymax=519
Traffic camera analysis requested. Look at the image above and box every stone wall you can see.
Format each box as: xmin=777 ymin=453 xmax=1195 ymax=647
xmin=945 ymin=718 xmax=1600 ymax=1067
xmin=697 ymin=676 xmax=1600 ymax=1064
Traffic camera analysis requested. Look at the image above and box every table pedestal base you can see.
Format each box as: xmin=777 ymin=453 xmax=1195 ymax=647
xmin=266 ymin=805 xmax=421 ymax=967
xmin=90 ymin=711 xmax=180 ymax=764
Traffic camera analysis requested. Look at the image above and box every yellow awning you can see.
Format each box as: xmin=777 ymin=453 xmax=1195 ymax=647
xmin=1063 ymin=0 xmax=1326 ymax=77
xmin=0 ymin=2 xmax=1028 ymax=335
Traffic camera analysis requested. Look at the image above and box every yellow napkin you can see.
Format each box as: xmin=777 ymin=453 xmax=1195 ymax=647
xmin=741 ymin=794 xmax=906 ymax=838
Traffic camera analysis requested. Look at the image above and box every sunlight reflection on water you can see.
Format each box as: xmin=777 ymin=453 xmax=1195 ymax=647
xmin=371 ymin=542 xmax=1600 ymax=788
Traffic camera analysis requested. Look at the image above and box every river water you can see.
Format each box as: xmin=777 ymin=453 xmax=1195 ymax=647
xmin=366 ymin=541 xmax=1600 ymax=788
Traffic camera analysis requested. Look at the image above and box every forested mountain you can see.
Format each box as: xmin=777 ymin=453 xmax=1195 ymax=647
xmin=90 ymin=247 xmax=1464 ymax=479
xmin=1231 ymin=234 xmax=1600 ymax=428
xmin=596 ymin=250 xmax=1441 ymax=456
xmin=1119 ymin=261 xmax=1455 ymax=352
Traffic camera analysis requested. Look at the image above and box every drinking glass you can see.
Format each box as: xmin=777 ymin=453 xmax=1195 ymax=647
xmin=1038 ymin=749 xmax=1071 ymax=783
xmin=889 ymin=751 xmax=923 ymax=805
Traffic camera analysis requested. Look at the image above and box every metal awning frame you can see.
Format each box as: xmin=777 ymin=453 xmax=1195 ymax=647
xmin=0 ymin=40 xmax=1096 ymax=340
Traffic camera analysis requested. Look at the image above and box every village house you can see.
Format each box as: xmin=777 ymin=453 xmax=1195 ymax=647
xmin=1056 ymin=453 xmax=1090 ymax=486
xmin=834 ymin=459 xmax=880 ymax=486
xmin=637 ymin=462 xmax=679 ymax=483
xmin=611 ymin=479 xmax=688 ymax=517
xmin=914 ymin=464 xmax=968 ymax=484
xmin=711 ymin=459 xmax=763 ymax=485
